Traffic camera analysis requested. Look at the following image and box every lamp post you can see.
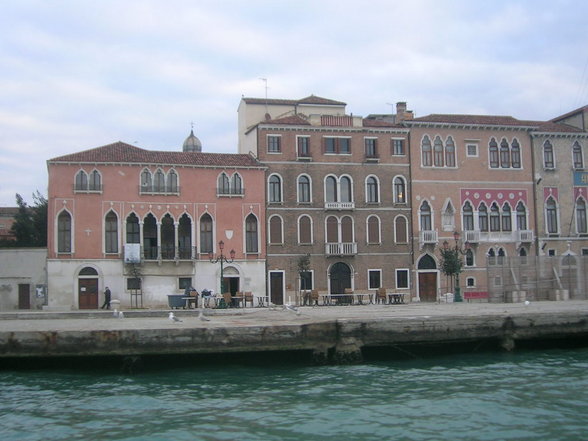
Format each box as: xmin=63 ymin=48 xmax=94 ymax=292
xmin=441 ymin=231 xmax=470 ymax=302
xmin=208 ymin=240 xmax=235 ymax=294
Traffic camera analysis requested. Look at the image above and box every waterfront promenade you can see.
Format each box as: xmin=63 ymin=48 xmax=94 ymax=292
xmin=1 ymin=301 xmax=588 ymax=362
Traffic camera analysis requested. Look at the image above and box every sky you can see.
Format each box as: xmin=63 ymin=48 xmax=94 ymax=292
xmin=1 ymin=0 xmax=588 ymax=206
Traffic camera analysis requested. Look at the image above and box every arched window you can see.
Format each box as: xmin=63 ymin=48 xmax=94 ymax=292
xmin=341 ymin=216 xmax=353 ymax=243
xmin=573 ymin=141 xmax=584 ymax=169
xmin=57 ymin=210 xmax=72 ymax=253
xmin=167 ymin=170 xmax=178 ymax=193
xmin=489 ymin=138 xmax=499 ymax=168
xmin=105 ymin=211 xmax=118 ymax=254
xmin=231 ymin=173 xmax=243 ymax=195
xmin=394 ymin=176 xmax=406 ymax=204
xmin=126 ymin=213 xmax=140 ymax=244
xmin=161 ymin=214 xmax=175 ymax=259
xmin=516 ymin=202 xmax=527 ymax=230
xmin=326 ymin=216 xmax=339 ymax=242
xmin=442 ymin=200 xmax=455 ymax=230
xmin=200 ymin=213 xmax=213 ymax=254
xmin=75 ymin=170 xmax=88 ymax=191
xmin=421 ymin=135 xmax=432 ymax=166
xmin=325 ymin=176 xmax=337 ymax=202
xmin=143 ymin=213 xmax=158 ymax=259
xmin=366 ymin=176 xmax=379 ymax=203
xmin=501 ymin=203 xmax=512 ymax=232
xmin=500 ymin=138 xmax=510 ymax=168
xmin=478 ymin=203 xmax=488 ymax=232
xmin=298 ymin=215 xmax=312 ymax=244
xmin=141 ymin=169 xmax=152 ymax=191
xmin=245 ymin=214 xmax=258 ymax=253
xmin=395 ymin=216 xmax=408 ymax=243
xmin=543 ymin=140 xmax=554 ymax=168
xmin=89 ymin=170 xmax=101 ymax=191
xmin=463 ymin=202 xmax=474 ymax=231
xmin=340 ymin=176 xmax=352 ymax=203
xmin=576 ymin=198 xmax=587 ymax=234
xmin=269 ymin=215 xmax=283 ymax=245
xmin=433 ymin=136 xmax=444 ymax=167
xmin=490 ymin=203 xmax=500 ymax=231
xmin=465 ymin=249 xmax=474 ymax=267
xmin=178 ymin=214 xmax=192 ymax=259
xmin=420 ymin=201 xmax=432 ymax=231
xmin=268 ymin=175 xmax=282 ymax=203
xmin=511 ymin=139 xmax=521 ymax=168
xmin=218 ymin=173 xmax=230 ymax=194
xmin=445 ymin=136 xmax=455 ymax=167
xmin=298 ymin=175 xmax=311 ymax=203
xmin=154 ymin=169 xmax=165 ymax=192
xmin=546 ymin=197 xmax=558 ymax=234
xmin=367 ymin=215 xmax=380 ymax=244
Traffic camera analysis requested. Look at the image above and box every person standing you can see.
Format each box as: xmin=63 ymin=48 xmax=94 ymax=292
xmin=101 ymin=286 xmax=112 ymax=309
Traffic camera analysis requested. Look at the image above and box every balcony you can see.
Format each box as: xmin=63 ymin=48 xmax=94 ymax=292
xmin=517 ymin=230 xmax=534 ymax=242
xmin=325 ymin=242 xmax=357 ymax=256
xmin=324 ymin=202 xmax=355 ymax=210
xmin=124 ymin=245 xmax=198 ymax=262
xmin=217 ymin=187 xmax=245 ymax=197
xmin=463 ymin=230 xmax=480 ymax=243
xmin=139 ymin=185 xmax=180 ymax=195
xmin=419 ymin=230 xmax=438 ymax=244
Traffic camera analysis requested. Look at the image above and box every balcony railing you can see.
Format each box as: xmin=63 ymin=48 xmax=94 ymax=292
xmin=139 ymin=185 xmax=180 ymax=195
xmin=325 ymin=242 xmax=357 ymax=256
xmin=517 ymin=230 xmax=534 ymax=242
xmin=217 ymin=187 xmax=245 ymax=197
xmin=419 ymin=230 xmax=438 ymax=244
xmin=324 ymin=202 xmax=355 ymax=210
xmin=130 ymin=246 xmax=198 ymax=261
xmin=73 ymin=184 xmax=103 ymax=193
xmin=463 ymin=230 xmax=480 ymax=243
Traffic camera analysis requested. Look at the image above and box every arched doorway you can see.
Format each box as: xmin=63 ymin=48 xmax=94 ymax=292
xmin=417 ymin=254 xmax=438 ymax=302
xmin=78 ymin=266 xmax=99 ymax=309
xmin=329 ymin=262 xmax=351 ymax=294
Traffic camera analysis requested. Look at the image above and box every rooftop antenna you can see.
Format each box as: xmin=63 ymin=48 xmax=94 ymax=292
xmin=260 ymin=77 xmax=269 ymax=114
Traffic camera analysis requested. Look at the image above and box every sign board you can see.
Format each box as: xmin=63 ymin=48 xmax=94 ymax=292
xmin=574 ymin=171 xmax=588 ymax=186
xmin=124 ymin=243 xmax=141 ymax=263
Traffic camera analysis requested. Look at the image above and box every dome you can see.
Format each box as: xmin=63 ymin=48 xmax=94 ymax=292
xmin=182 ymin=129 xmax=202 ymax=152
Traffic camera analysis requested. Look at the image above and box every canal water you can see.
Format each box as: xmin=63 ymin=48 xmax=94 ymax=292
xmin=1 ymin=347 xmax=587 ymax=441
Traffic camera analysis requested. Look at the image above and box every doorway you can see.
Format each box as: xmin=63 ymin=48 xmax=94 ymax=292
xmin=329 ymin=262 xmax=351 ymax=294
xmin=417 ymin=254 xmax=438 ymax=302
xmin=269 ymin=271 xmax=284 ymax=305
xmin=18 ymin=284 xmax=30 ymax=309
xmin=79 ymin=278 xmax=99 ymax=309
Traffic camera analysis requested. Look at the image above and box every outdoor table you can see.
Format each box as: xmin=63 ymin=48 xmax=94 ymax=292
xmin=182 ymin=296 xmax=198 ymax=308
xmin=388 ymin=293 xmax=408 ymax=304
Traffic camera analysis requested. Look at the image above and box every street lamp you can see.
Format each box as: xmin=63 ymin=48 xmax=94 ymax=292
xmin=441 ymin=231 xmax=470 ymax=302
xmin=208 ymin=240 xmax=235 ymax=294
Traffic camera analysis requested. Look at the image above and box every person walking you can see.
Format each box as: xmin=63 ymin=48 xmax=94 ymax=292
xmin=101 ymin=286 xmax=112 ymax=309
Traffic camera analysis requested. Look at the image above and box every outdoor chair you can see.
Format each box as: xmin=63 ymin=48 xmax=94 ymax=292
xmin=376 ymin=288 xmax=387 ymax=304
xmin=244 ymin=291 xmax=254 ymax=307
xmin=222 ymin=292 xmax=233 ymax=308
xmin=310 ymin=289 xmax=319 ymax=306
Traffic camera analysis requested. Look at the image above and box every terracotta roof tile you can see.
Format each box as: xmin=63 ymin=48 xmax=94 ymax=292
xmin=409 ymin=114 xmax=534 ymax=126
xmin=48 ymin=142 xmax=263 ymax=167
xmin=532 ymin=121 xmax=585 ymax=133
xmin=242 ymin=95 xmax=346 ymax=106
xmin=362 ymin=119 xmax=403 ymax=128
xmin=264 ymin=115 xmax=310 ymax=125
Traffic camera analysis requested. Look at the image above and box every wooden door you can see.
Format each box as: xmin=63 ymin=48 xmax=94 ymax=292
xmin=418 ymin=272 xmax=437 ymax=302
xmin=330 ymin=262 xmax=351 ymax=294
xmin=269 ymin=272 xmax=284 ymax=305
xmin=79 ymin=278 xmax=99 ymax=309
xmin=18 ymin=284 xmax=30 ymax=309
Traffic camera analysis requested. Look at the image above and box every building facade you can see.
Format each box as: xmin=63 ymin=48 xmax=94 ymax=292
xmin=46 ymin=137 xmax=266 ymax=309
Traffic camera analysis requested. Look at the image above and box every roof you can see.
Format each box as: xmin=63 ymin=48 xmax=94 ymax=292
xmin=48 ymin=142 xmax=263 ymax=168
xmin=532 ymin=121 xmax=585 ymax=134
xmin=362 ymin=118 xmax=404 ymax=128
xmin=550 ymin=105 xmax=588 ymax=123
xmin=263 ymin=115 xmax=311 ymax=125
xmin=0 ymin=207 xmax=19 ymax=217
xmin=408 ymin=114 xmax=536 ymax=126
xmin=242 ymin=94 xmax=346 ymax=107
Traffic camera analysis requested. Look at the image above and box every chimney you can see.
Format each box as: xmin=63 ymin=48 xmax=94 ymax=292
xmin=395 ymin=101 xmax=413 ymax=122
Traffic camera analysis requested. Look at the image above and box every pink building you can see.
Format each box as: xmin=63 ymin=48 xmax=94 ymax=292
xmin=46 ymin=136 xmax=266 ymax=309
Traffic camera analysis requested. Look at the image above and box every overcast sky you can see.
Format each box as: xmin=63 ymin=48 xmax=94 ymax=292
xmin=1 ymin=0 xmax=587 ymax=206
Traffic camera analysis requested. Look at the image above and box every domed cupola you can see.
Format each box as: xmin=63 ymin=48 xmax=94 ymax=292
xmin=182 ymin=129 xmax=202 ymax=152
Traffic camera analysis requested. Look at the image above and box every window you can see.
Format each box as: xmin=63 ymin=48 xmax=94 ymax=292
xmin=218 ymin=173 xmax=230 ymax=194
xmin=269 ymin=215 xmax=283 ymax=244
xmin=325 ymin=176 xmax=337 ymax=202
xmin=442 ymin=200 xmax=455 ymax=231
xmin=89 ymin=170 xmax=101 ymax=191
xmin=75 ymin=170 xmax=88 ymax=191
xmin=105 ymin=211 xmax=118 ymax=254
xmin=341 ymin=216 xmax=353 ymax=243
xmin=298 ymin=175 xmax=311 ymax=203
xmin=548 ymin=249 xmax=556 ymax=257
xmin=154 ymin=169 xmax=165 ymax=192
xmin=167 ymin=170 xmax=178 ymax=193
xmin=366 ymin=176 xmax=379 ymax=203
xmin=546 ymin=197 xmax=558 ymax=234
xmin=245 ymin=214 xmax=259 ymax=253
xmin=394 ymin=176 xmax=406 ymax=203
xmin=489 ymin=138 xmax=499 ymax=168
xmin=268 ymin=175 xmax=282 ymax=203
xmin=516 ymin=202 xmax=527 ymax=230
xmin=267 ymin=135 xmax=281 ymax=153
xmin=126 ymin=213 xmax=140 ymax=243
xmin=200 ymin=213 xmax=213 ymax=254
xmin=365 ymin=138 xmax=377 ymax=158
xmin=466 ymin=277 xmax=475 ymax=287
xmin=141 ymin=169 xmax=152 ymax=191
xmin=326 ymin=216 xmax=338 ymax=243
xmin=511 ymin=139 xmax=521 ymax=168
xmin=298 ymin=215 xmax=312 ymax=244
xmin=543 ymin=140 xmax=554 ymax=169
xmin=501 ymin=203 xmax=512 ymax=232
xmin=127 ymin=278 xmax=141 ymax=290
xmin=178 ymin=214 xmax=192 ymax=259
xmin=420 ymin=201 xmax=432 ymax=231
xmin=300 ymin=270 xmax=313 ymax=291
xmin=573 ymin=141 xmax=584 ymax=169
xmin=490 ymin=203 xmax=500 ymax=232
xmin=179 ymin=278 xmax=192 ymax=290
xmin=368 ymin=269 xmax=382 ymax=290
xmin=367 ymin=216 xmax=380 ymax=244
xmin=478 ymin=203 xmax=488 ymax=232
xmin=297 ymin=136 xmax=310 ymax=157
xmin=392 ymin=139 xmax=405 ymax=155
xmin=463 ymin=202 xmax=474 ymax=231
xmin=445 ymin=136 xmax=456 ymax=167
xmin=324 ymin=137 xmax=350 ymax=154
xmin=57 ymin=210 xmax=72 ymax=253
xmin=433 ymin=136 xmax=444 ymax=167
xmin=500 ymin=138 xmax=510 ymax=168
xmin=340 ymin=176 xmax=352 ymax=202
xmin=396 ymin=269 xmax=409 ymax=289
xmin=395 ymin=216 xmax=408 ymax=243
xmin=465 ymin=249 xmax=474 ymax=267
xmin=466 ymin=143 xmax=478 ymax=157
xmin=421 ymin=135 xmax=432 ymax=166
xmin=231 ymin=174 xmax=243 ymax=195
xmin=577 ymin=198 xmax=587 ymax=234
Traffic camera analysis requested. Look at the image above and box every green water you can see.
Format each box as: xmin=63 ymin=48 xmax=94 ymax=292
xmin=1 ymin=348 xmax=587 ymax=441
